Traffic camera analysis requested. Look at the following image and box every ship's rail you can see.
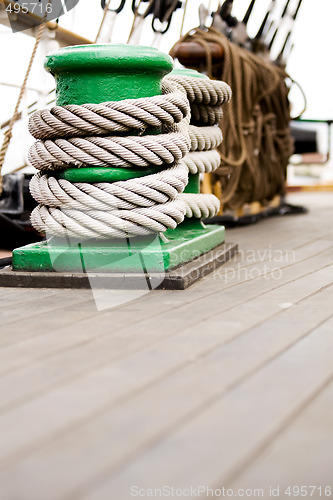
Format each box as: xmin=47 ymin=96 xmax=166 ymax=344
xmin=0 ymin=0 xmax=92 ymax=46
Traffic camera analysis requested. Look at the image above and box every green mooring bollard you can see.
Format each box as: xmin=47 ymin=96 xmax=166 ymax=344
xmin=12 ymin=44 xmax=226 ymax=275
xmin=170 ymin=67 xmax=210 ymax=233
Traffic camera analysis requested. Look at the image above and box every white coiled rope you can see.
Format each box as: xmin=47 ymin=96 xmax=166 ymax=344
xmin=182 ymin=193 xmax=221 ymax=219
xmin=28 ymin=131 xmax=190 ymax=170
xmin=29 ymin=74 xmax=231 ymax=238
xmin=31 ymin=199 xmax=187 ymax=239
xmin=165 ymin=74 xmax=231 ymax=125
xmin=30 ymin=163 xmax=188 ymax=211
xmin=28 ymin=88 xmax=190 ymax=140
xmin=182 ymin=150 xmax=221 ymax=174
xmin=167 ymin=75 xmax=229 ymax=220
xmin=165 ymin=75 xmax=232 ymax=106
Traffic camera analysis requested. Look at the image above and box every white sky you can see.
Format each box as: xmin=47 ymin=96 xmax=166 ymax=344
xmin=1 ymin=0 xmax=332 ymax=118
xmin=0 ymin=0 xmax=332 ymax=171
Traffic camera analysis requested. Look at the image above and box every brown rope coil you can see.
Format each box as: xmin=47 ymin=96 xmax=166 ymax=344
xmin=170 ymin=28 xmax=294 ymax=210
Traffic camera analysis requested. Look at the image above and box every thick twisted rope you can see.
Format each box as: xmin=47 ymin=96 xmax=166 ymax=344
xmin=190 ymin=103 xmax=223 ymax=125
xmin=28 ymin=89 xmax=190 ymax=140
xmin=29 ymin=93 xmax=191 ymax=237
xmin=28 ymin=130 xmax=190 ymax=171
xmin=165 ymin=75 xmax=232 ymax=106
xmin=30 ymin=162 xmax=188 ymax=211
xmin=189 ymin=125 xmax=222 ymax=151
xmin=170 ymin=28 xmax=293 ymax=210
xmin=179 ymin=125 xmax=222 ymax=218
xmin=182 ymin=193 xmax=220 ymax=219
xmin=29 ymin=75 xmax=231 ymax=236
xmin=29 ymin=124 xmax=220 ymax=172
xmin=165 ymin=75 xmax=231 ymax=219
xmin=28 ymin=74 xmax=230 ymax=143
xmin=165 ymin=74 xmax=231 ymax=126
xmin=31 ymin=198 xmax=186 ymax=239
xmin=182 ymin=150 xmax=221 ymax=174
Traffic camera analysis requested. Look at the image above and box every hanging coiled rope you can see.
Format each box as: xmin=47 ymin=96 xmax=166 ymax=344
xmin=29 ymin=73 xmax=231 ymax=239
xmin=170 ymin=28 xmax=294 ymax=211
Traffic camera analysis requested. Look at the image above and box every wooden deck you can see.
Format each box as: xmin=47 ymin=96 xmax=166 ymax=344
xmin=0 ymin=191 xmax=332 ymax=500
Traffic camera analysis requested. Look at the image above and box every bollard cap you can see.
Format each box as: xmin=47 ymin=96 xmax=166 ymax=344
xmin=45 ymin=44 xmax=174 ymax=105
xmin=45 ymin=44 xmax=173 ymax=75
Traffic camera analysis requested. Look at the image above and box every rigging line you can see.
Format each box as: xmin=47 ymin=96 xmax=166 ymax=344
xmin=158 ymin=0 xmax=181 ymax=26
xmin=1 ymin=94 xmax=55 ymax=131
xmin=0 ymin=0 xmax=52 ymax=195
xmin=151 ymin=0 xmax=181 ymax=41
xmin=127 ymin=0 xmax=155 ymax=43
xmin=180 ymin=0 xmax=189 ymax=37
xmin=94 ymin=0 xmax=112 ymax=43
xmin=127 ymin=0 xmax=143 ymax=43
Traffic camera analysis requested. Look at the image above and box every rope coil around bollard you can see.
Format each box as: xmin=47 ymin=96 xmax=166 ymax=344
xmin=28 ymin=131 xmax=191 ymax=170
xmin=28 ymin=86 xmax=190 ymax=140
xmin=29 ymin=74 xmax=232 ymax=239
xmin=172 ymin=75 xmax=228 ymax=220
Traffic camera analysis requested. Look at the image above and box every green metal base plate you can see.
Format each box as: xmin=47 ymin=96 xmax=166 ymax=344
xmin=12 ymin=224 xmax=226 ymax=274
xmin=2 ymin=242 xmax=237 ymax=290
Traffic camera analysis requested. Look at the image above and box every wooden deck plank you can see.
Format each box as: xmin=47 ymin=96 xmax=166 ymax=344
xmin=0 ymin=297 xmax=101 ymax=349
xmin=0 ymin=192 xmax=331 ymax=499
xmin=0 ymin=236 xmax=333 ymax=385
xmin=0 ymin=244 xmax=332 ymax=414
xmin=187 ymin=238 xmax=332 ymax=295
xmin=0 ymin=288 xmax=93 ymax=315
xmin=1 ymin=224 xmax=331 ymax=337
xmin=0 ymin=233 xmax=324 ymax=354
xmin=0 ymin=289 xmax=95 ymax=324
xmin=230 ymin=196 xmax=333 ymax=250
xmin=229 ymin=379 xmax=333 ymax=491
xmin=0 ymin=281 xmax=331 ymax=498
xmin=77 ymin=315 xmax=333 ymax=500
xmin=2 ymin=236 xmax=332 ymax=349
xmin=0 ymin=287 xmax=65 ymax=308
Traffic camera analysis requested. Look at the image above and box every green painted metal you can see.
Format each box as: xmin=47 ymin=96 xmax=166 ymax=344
xmin=13 ymin=226 xmax=225 ymax=273
xmin=46 ymin=44 xmax=173 ymax=105
xmin=183 ymin=172 xmax=200 ymax=193
xmin=177 ymin=172 xmax=204 ymax=231
xmin=47 ymin=44 xmax=171 ymax=184
xmin=57 ymin=165 xmax=164 ymax=183
xmin=170 ymin=68 xmax=208 ymax=79
xmin=13 ymin=46 xmax=226 ymax=274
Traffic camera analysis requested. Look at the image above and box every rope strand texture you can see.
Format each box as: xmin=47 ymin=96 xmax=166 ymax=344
xmin=164 ymin=74 xmax=231 ymax=125
xmin=182 ymin=150 xmax=221 ymax=174
xmin=29 ymin=130 xmax=190 ymax=171
xmin=29 ymin=75 xmax=230 ymax=237
xmin=28 ymin=89 xmax=190 ymax=140
xmin=181 ymin=193 xmax=220 ymax=219
xmin=31 ymin=199 xmax=186 ymax=239
xmin=30 ymin=163 xmax=188 ymax=211
xmin=189 ymin=125 xmax=222 ymax=151
xmin=170 ymin=28 xmax=293 ymax=209
xmin=163 ymin=74 xmax=231 ymax=219
xmin=165 ymin=75 xmax=232 ymax=106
